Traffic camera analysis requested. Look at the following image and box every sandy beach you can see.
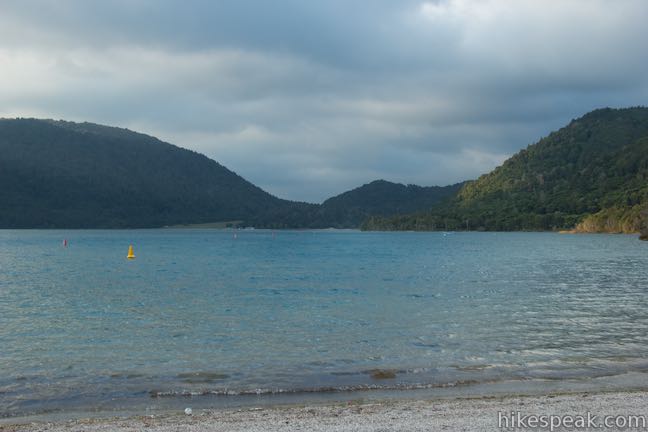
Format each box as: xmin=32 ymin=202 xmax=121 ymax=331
xmin=3 ymin=391 xmax=648 ymax=432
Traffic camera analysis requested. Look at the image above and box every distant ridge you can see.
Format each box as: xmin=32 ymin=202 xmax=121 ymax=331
xmin=312 ymin=180 xmax=463 ymax=228
xmin=0 ymin=118 xmax=457 ymax=228
xmin=362 ymin=107 xmax=648 ymax=234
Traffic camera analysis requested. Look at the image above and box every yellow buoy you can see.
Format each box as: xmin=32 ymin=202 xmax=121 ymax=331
xmin=127 ymin=244 xmax=136 ymax=260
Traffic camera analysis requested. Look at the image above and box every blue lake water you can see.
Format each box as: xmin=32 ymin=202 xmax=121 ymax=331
xmin=1 ymin=230 xmax=648 ymax=418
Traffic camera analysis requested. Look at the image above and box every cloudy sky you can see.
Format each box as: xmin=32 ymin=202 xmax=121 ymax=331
xmin=1 ymin=0 xmax=647 ymax=202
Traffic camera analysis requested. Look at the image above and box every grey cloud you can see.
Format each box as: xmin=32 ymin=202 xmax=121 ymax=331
xmin=1 ymin=0 xmax=647 ymax=202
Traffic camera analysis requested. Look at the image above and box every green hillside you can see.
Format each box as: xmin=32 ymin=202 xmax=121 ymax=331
xmin=0 ymin=119 xmax=458 ymax=229
xmin=0 ymin=119 xmax=315 ymax=228
xmin=362 ymin=107 xmax=648 ymax=233
xmin=308 ymin=180 xmax=462 ymax=228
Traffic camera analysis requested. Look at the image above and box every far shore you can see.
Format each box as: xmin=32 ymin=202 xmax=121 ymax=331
xmin=3 ymin=390 xmax=648 ymax=432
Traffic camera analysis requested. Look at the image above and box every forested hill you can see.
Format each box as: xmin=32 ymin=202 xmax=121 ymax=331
xmin=0 ymin=119 xmax=457 ymax=228
xmin=362 ymin=107 xmax=648 ymax=233
xmin=305 ymin=180 xmax=463 ymax=228
xmin=0 ymin=119 xmax=315 ymax=228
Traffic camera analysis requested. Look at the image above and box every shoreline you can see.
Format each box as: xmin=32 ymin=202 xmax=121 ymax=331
xmin=2 ymin=390 xmax=648 ymax=431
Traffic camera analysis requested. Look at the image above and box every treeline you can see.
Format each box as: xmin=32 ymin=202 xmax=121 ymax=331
xmin=0 ymin=119 xmax=457 ymax=229
xmin=362 ymin=107 xmax=648 ymax=235
xmin=192 ymin=180 xmax=461 ymax=229
xmin=0 ymin=119 xmax=296 ymax=228
xmin=4 ymin=109 xmax=648 ymax=233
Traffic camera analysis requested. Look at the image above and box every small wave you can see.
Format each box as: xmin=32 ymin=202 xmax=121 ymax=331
xmin=333 ymin=367 xmax=434 ymax=377
xmin=148 ymin=379 xmax=487 ymax=398
xmin=176 ymin=372 xmax=229 ymax=383
xmin=110 ymin=373 xmax=146 ymax=379
xmin=452 ymin=364 xmax=493 ymax=372
xmin=412 ymin=342 xmax=440 ymax=349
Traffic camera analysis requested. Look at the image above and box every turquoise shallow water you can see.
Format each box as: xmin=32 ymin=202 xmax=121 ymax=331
xmin=1 ymin=230 xmax=648 ymax=417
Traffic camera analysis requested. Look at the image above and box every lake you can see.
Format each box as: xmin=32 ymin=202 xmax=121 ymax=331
xmin=1 ymin=230 xmax=648 ymax=418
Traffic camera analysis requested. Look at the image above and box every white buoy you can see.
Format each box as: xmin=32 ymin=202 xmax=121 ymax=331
xmin=184 ymin=407 xmax=193 ymax=416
